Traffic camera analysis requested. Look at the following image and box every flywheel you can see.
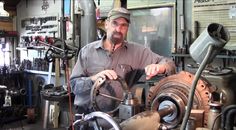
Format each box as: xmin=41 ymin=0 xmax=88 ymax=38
xmin=147 ymin=71 xmax=215 ymax=128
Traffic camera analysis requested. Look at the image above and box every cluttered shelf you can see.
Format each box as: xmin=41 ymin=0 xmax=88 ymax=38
xmin=171 ymin=53 xmax=236 ymax=59
xmin=16 ymin=46 xmax=46 ymax=51
xmin=24 ymin=69 xmax=55 ymax=75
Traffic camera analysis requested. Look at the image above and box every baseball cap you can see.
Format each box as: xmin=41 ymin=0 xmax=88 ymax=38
xmin=107 ymin=7 xmax=130 ymax=23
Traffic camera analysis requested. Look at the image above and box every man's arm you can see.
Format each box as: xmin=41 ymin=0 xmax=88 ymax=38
xmin=70 ymin=51 xmax=93 ymax=95
xmin=157 ymin=56 xmax=176 ymax=75
xmin=139 ymin=47 xmax=176 ymax=79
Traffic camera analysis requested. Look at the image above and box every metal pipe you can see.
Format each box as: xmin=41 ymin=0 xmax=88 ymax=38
xmin=224 ymin=109 xmax=236 ymax=130
xmin=79 ymin=0 xmax=97 ymax=47
xmin=158 ymin=105 xmax=174 ymax=118
xmin=181 ymin=45 xmax=215 ymax=130
xmin=99 ymin=93 xmax=123 ymax=102
xmin=221 ymin=105 xmax=236 ymax=129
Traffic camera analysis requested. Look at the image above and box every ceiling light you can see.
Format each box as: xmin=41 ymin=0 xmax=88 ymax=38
xmin=0 ymin=1 xmax=9 ymax=17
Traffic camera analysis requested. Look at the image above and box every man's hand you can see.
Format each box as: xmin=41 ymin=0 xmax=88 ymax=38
xmin=145 ymin=64 xmax=166 ymax=80
xmin=90 ymin=70 xmax=118 ymax=82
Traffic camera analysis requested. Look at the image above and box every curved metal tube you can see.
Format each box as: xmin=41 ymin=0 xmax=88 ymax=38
xmin=181 ymin=45 xmax=214 ymax=130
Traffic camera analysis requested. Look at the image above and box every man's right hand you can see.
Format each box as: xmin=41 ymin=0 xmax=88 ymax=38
xmin=90 ymin=70 xmax=118 ymax=82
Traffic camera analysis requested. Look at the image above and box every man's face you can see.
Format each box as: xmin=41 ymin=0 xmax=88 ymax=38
xmin=105 ymin=17 xmax=129 ymax=45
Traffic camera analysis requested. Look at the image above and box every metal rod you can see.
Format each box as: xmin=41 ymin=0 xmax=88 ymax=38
xmin=99 ymin=93 xmax=123 ymax=102
xmin=158 ymin=106 xmax=174 ymax=118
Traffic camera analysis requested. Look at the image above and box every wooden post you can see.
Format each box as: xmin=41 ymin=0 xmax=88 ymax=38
xmin=52 ymin=58 xmax=61 ymax=128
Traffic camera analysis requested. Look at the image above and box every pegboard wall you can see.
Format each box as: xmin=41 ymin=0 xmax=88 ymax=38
xmin=192 ymin=0 xmax=236 ymax=50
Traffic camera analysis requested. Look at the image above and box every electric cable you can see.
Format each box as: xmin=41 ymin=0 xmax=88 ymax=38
xmin=180 ymin=45 xmax=214 ymax=130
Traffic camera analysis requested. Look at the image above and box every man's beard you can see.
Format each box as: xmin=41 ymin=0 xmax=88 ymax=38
xmin=110 ymin=31 xmax=124 ymax=45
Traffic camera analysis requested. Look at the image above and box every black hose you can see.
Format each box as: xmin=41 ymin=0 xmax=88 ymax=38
xmin=224 ymin=108 xmax=236 ymax=130
xmin=221 ymin=105 xmax=236 ymax=129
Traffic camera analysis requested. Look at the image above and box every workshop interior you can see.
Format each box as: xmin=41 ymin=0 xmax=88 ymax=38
xmin=1 ymin=0 xmax=236 ymax=130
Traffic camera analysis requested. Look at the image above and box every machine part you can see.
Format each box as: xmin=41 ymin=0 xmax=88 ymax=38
xmin=19 ymin=88 xmax=26 ymax=95
xmin=207 ymin=101 xmax=222 ymax=130
xmin=3 ymin=90 xmax=11 ymax=107
xmin=73 ymin=111 xmax=121 ymax=130
xmin=202 ymin=71 xmax=236 ymax=106
xmin=147 ymin=71 xmax=213 ymax=128
xmin=221 ymin=105 xmax=236 ymax=130
xmin=190 ymin=109 xmax=205 ymax=127
xmin=91 ymin=76 xmax=129 ymax=115
xmin=186 ymin=117 xmax=196 ymax=130
xmin=224 ymin=109 xmax=236 ymax=130
xmin=119 ymin=92 xmax=141 ymax=120
xmin=132 ymin=86 xmax=145 ymax=105
xmin=118 ymin=111 xmax=161 ymax=130
xmin=42 ymin=39 xmax=78 ymax=63
xmin=157 ymin=100 xmax=178 ymax=123
xmin=208 ymin=67 xmax=233 ymax=76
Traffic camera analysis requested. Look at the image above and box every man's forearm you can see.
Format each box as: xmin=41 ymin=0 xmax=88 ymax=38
xmin=70 ymin=77 xmax=94 ymax=94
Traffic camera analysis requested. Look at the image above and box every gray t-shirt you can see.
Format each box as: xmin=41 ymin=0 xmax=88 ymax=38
xmin=70 ymin=37 xmax=176 ymax=110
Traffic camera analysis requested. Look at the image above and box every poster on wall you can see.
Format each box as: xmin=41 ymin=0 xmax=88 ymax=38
xmin=20 ymin=15 xmax=59 ymax=46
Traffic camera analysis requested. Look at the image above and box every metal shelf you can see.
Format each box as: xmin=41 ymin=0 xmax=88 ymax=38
xmin=171 ymin=53 xmax=236 ymax=59
xmin=24 ymin=69 xmax=64 ymax=75
xmin=16 ymin=46 xmax=46 ymax=51
xmin=24 ymin=69 xmax=55 ymax=75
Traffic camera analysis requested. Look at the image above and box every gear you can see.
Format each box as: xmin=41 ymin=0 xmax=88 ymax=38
xmin=147 ymin=71 xmax=214 ymax=128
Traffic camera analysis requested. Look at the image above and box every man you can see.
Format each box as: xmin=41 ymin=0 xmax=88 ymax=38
xmin=70 ymin=7 xmax=176 ymax=116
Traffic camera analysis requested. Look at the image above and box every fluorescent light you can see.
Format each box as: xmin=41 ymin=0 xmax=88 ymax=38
xmin=0 ymin=1 xmax=9 ymax=17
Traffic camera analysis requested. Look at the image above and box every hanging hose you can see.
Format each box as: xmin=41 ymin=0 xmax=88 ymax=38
xmin=221 ymin=105 xmax=236 ymax=130
xmin=224 ymin=109 xmax=236 ymax=130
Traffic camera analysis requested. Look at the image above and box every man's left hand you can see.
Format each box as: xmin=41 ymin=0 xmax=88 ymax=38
xmin=145 ymin=64 xmax=166 ymax=80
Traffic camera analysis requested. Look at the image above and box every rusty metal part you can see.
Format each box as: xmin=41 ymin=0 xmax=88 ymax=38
xmin=147 ymin=71 xmax=214 ymax=128
xmin=133 ymin=87 xmax=145 ymax=105
xmin=190 ymin=109 xmax=205 ymax=128
xmin=119 ymin=111 xmax=161 ymax=130
xmin=202 ymin=71 xmax=236 ymax=106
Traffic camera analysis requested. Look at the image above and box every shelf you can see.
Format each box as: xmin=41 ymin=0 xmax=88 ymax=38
xmin=171 ymin=53 xmax=236 ymax=59
xmin=24 ymin=69 xmax=65 ymax=75
xmin=171 ymin=54 xmax=190 ymax=57
xmin=16 ymin=46 xmax=46 ymax=51
xmin=24 ymin=70 xmax=55 ymax=75
xmin=215 ymin=55 xmax=236 ymax=59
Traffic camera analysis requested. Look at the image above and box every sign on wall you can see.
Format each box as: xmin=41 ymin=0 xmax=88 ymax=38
xmin=21 ymin=16 xmax=58 ymax=38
